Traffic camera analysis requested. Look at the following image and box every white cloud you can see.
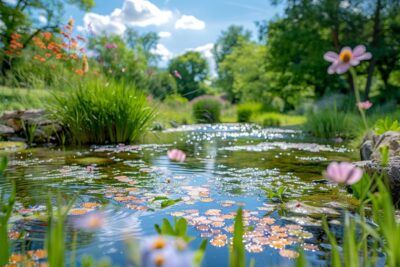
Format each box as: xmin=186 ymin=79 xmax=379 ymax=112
xmin=187 ymin=43 xmax=216 ymax=77
xmin=158 ymin=31 xmax=172 ymax=38
xmin=83 ymin=13 xmax=126 ymax=35
xmin=111 ymin=0 xmax=172 ymax=27
xmin=150 ymin=44 xmax=173 ymax=61
xmin=38 ymin=15 xmax=47 ymax=25
xmin=81 ymin=0 xmax=172 ymax=35
xmin=4 ymin=0 xmax=17 ymax=5
xmin=175 ymin=15 xmax=205 ymax=30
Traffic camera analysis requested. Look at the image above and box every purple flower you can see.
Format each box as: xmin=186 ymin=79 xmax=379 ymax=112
xmin=357 ymin=101 xmax=373 ymax=110
xmin=167 ymin=149 xmax=186 ymax=162
xmin=324 ymin=162 xmax=363 ymax=185
xmin=141 ymin=236 xmax=194 ymax=267
xmin=324 ymin=45 xmax=372 ymax=74
xmin=73 ymin=212 xmax=106 ymax=231
xmin=104 ymin=43 xmax=118 ymax=49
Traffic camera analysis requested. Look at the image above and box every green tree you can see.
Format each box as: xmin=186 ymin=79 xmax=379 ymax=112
xmin=168 ymin=51 xmax=209 ymax=100
xmin=148 ymin=70 xmax=177 ymax=100
xmin=125 ymin=28 xmax=159 ymax=64
xmin=0 ymin=0 xmax=95 ymax=75
xmin=212 ymin=25 xmax=251 ymax=102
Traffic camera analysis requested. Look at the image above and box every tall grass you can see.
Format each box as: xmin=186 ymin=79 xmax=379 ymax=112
xmin=303 ymin=106 xmax=358 ymax=138
xmin=51 ymin=80 xmax=155 ymax=145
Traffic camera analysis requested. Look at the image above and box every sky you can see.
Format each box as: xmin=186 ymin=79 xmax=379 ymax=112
xmin=65 ymin=0 xmax=284 ymax=70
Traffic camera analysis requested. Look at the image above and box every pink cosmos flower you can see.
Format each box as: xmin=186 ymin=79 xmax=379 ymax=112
xmin=357 ymin=101 xmax=373 ymax=110
xmin=324 ymin=45 xmax=372 ymax=74
xmin=173 ymin=70 xmax=182 ymax=80
xmin=73 ymin=212 xmax=106 ymax=231
xmin=324 ymin=162 xmax=363 ymax=185
xmin=167 ymin=149 xmax=186 ymax=162
xmin=104 ymin=43 xmax=118 ymax=49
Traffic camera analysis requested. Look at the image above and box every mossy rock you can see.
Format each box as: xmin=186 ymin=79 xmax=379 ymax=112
xmin=0 ymin=141 xmax=27 ymax=152
xmin=69 ymin=157 xmax=113 ymax=166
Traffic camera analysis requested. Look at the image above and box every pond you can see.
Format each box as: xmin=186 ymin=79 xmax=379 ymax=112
xmin=1 ymin=124 xmax=360 ymax=266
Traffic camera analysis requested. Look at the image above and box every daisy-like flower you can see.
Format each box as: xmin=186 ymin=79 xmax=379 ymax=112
xmin=324 ymin=45 xmax=372 ymax=74
xmin=357 ymin=101 xmax=373 ymax=110
xmin=167 ymin=149 xmax=186 ymax=162
xmin=141 ymin=236 xmax=194 ymax=267
xmin=324 ymin=162 xmax=363 ymax=185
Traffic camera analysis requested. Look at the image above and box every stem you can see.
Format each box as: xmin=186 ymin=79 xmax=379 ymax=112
xmin=350 ymin=68 xmax=369 ymax=130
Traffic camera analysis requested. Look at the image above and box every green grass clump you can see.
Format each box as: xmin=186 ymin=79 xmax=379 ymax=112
xmin=236 ymin=102 xmax=262 ymax=123
xmin=192 ymin=96 xmax=221 ymax=123
xmin=303 ymin=107 xmax=358 ymax=138
xmin=51 ymin=80 xmax=155 ymax=145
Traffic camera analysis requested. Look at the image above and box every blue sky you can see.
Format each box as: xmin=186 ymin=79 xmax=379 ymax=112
xmin=65 ymin=0 xmax=283 ymax=68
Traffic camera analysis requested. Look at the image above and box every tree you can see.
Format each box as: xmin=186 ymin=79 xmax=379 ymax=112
xmin=148 ymin=70 xmax=177 ymax=100
xmin=212 ymin=25 xmax=251 ymax=102
xmin=125 ymin=28 xmax=160 ymax=64
xmin=168 ymin=51 xmax=209 ymax=100
xmin=0 ymin=0 xmax=95 ymax=75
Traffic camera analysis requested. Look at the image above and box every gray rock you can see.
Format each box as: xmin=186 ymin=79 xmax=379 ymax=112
xmin=360 ymin=140 xmax=373 ymax=160
xmin=0 ymin=124 xmax=15 ymax=135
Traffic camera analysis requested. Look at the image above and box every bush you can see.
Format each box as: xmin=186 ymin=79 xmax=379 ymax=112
xmin=303 ymin=106 xmax=358 ymax=138
xmin=192 ymin=96 xmax=221 ymax=123
xmin=262 ymin=118 xmax=281 ymax=127
xmin=236 ymin=103 xmax=262 ymax=122
xmin=51 ymin=80 xmax=155 ymax=145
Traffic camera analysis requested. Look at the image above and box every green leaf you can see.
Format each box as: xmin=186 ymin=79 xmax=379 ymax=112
xmin=0 ymin=157 xmax=8 ymax=175
xmin=161 ymin=218 xmax=175 ymax=235
xmin=152 ymin=196 xmax=170 ymax=202
xmin=193 ymin=239 xmax=208 ymax=267
xmin=160 ymin=198 xmax=182 ymax=208
xmin=176 ymin=217 xmax=188 ymax=237
xmin=351 ymin=174 xmax=371 ymax=201
xmin=230 ymin=207 xmax=245 ymax=267
xmin=154 ymin=224 xmax=162 ymax=234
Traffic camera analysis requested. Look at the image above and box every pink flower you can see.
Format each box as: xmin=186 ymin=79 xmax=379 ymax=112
xmin=324 ymin=45 xmax=372 ymax=74
xmin=173 ymin=70 xmax=182 ymax=79
xmin=104 ymin=43 xmax=118 ymax=49
xmin=357 ymin=101 xmax=373 ymax=110
xmin=167 ymin=149 xmax=186 ymax=162
xmin=324 ymin=162 xmax=363 ymax=185
xmin=86 ymin=164 xmax=95 ymax=172
xmin=73 ymin=212 xmax=106 ymax=231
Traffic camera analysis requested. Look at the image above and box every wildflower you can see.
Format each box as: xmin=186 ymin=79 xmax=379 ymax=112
xmin=357 ymin=101 xmax=373 ymax=110
xmin=324 ymin=45 xmax=372 ymax=74
xmin=167 ymin=149 xmax=186 ymax=162
xmin=73 ymin=212 xmax=105 ymax=231
xmin=104 ymin=43 xmax=118 ymax=49
xmin=173 ymin=70 xmax=182 ymax=79
xmin=82 ymin=54 xmax=89 ymax=73
xmin=141 ymin=236 xmax=194 ymax=267
xmin=66 ymin=17 xmax=74 ymax=32
xmin=324 ymin=162 xmax=363 ymax=185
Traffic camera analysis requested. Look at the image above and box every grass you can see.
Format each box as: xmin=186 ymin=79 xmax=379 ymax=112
xmin=0 ymin=86 xmax=50 ymax=112
xmin=50 ymin=80 xmax=155 ymax=145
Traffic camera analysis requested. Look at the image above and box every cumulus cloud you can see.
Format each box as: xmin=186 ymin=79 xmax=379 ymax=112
xmin=158 ymin=31 xmax=172 ymax=38
xmin=175 ymin=15 xmax=205 ymax=30
xmin=38 ymin=15 xmax=48 ymax=25
xmin=150 ymin=44 xmax=173 ymax=61
xmin=82 ymin=0 xmax=172 ymax=35
xmin=187 ymin=43 xmax=216 ymax=77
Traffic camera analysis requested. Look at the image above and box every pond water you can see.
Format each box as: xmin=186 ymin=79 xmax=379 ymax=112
xmin=1 ymin=124 xmax=360 ymax=267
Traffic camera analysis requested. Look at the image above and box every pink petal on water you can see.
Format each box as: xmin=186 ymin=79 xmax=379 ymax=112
xmin=352 ymin=45 xmax=366 ymax=57
xmin=324 ymin=52 xmax=339 ymax=62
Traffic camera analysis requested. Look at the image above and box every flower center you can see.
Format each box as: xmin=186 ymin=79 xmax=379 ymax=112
xmin=339 ymin=50 xmax=352 ymax=63
xmin=154 ymin=255 xmax=165 ymax=266
xmin=152 ymin=237 xmax=167 ymax=250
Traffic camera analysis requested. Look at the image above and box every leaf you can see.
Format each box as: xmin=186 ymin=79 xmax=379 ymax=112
xmin=230 ymin=207 xmax=245 ymax=267
xmin=160 ymin=198 xmax=182 ymax=208
xmin=154 ymin=224 xmax=162 ymax=234
xmin=176 ymin=217 xmax=188 ymax=237
xmin=0 ymin=157 xmax=8 ymax=175
xmin=161 ymin=218 xmax=175 ymax=235
xmin=322 ymin=217 xmax=341 ymax=267
xmin=152 ymin=196 xmax=170 ymax=202
xmin=193 ymin=239 xmax=208 ymax=267
xmin=351 ymin=174 xmax=371 ymax=201
xmin=295 ymin=247 xmax=307 ymax=267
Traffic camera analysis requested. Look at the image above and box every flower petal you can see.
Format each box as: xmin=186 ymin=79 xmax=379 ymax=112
xmin=346 ymin=167 xmax=363 ymax=185
xmin=354 ymin=52 xmax=372 ymax=61
xmin=352 ymin=45 xmax=366 ymax=57
xmin=335 ymin=62 xmax=351 ymax=74
xmin=324 ymin=52 xmax=339 ymax=62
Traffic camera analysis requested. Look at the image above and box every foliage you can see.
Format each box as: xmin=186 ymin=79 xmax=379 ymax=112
xmin=303 ymin=106 xmax=358 ymax=138
xmin=168 ymin=51 xmax=209 ymax=100
xmin=192 ymin=97 xmax=221 ymax=123
xmin=51 ymin=80 xmax=155 ymax=145
xmin=154 ymin=217 xmax=195 ymax=243
xmin=148 ymin=70 xmax=177 ymax=100
xmin=0 ymin=180 xmax=15 ymax=267
xmin=374 ymin=117 xmax=400 ymax=135
xmin=229 ymin=208 xmax=245 ymax=267
xmin=236 ymin=103 xmax=262 ymax=122
xmin=261 ymin=186 xmax=287 ymax=202
xmin=0 ymin=156 xmax=8 ymax=175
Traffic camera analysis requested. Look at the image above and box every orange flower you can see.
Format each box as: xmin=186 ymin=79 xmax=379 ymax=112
xmin=75 ymin=69 xmax=84 ymax=76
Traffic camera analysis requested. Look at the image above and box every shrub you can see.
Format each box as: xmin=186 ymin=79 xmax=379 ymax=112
xmin=192 ymin=96 xmax=221 ymax=123
xmin=262 ymin=118 xmax=281 ymax=127
xmin=50 ymin=80 xmax=155 ymax=145
xmin=236 ymin=103 xmax=262 ymax=123
xmin=303 ymin=106 xmax=358 ymax=138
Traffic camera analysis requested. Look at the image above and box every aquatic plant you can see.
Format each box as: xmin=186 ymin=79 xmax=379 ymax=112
xmin=167 ymin=149 xmax=186 ymax=162
xmin=51 ymin=80 xmax=155 ymax=145
xmin=155 ymin=217 xmax=194 ymax=243
xmin=261 ymin=186 xmax=287 ymax=202
xmin=192 ymin=97 xmax=221 ymax=123
xmin=229 ymin=207 xmax=246 ymax=267
xmin=0 ymin=181 xmax=15 ymax=266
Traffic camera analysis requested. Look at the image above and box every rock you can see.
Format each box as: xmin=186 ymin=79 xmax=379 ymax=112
xmin=20 ymin=109 xmax=46 ymax=120
xmin=170 ymin=120 xmax=179 ymax=128
xmin=0 ymin=125 xmax=15 ymax=135
xmin=4 ymin=118 xmax=23 ymax=132
xmin=360 ymin=140 xmax=373 ymax=160
xmin=152 ymin=122 xmax=164 ymax=131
